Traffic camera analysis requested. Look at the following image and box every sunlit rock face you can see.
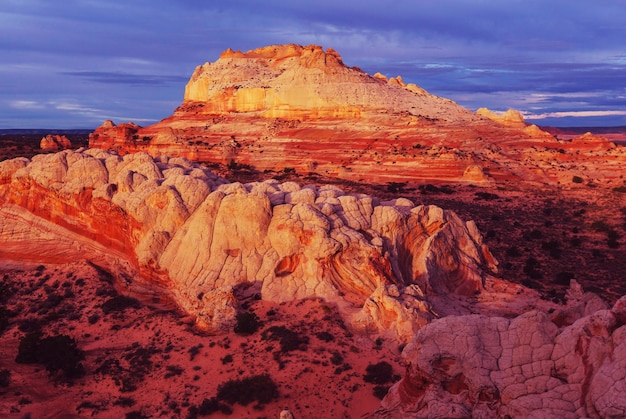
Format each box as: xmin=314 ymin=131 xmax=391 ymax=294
xmin=88 ymin=44 xmax=626 ymax=187
xmin=373 ymin=292 xmax=626 ymax=418
xmin=0 ymin=149 xmax=502 ymax=340
xmin=40 ymin=134 xmax=71 ymax=151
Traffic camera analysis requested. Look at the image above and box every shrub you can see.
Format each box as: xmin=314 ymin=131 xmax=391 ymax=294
xmin=373 ymin=385 xmax=390 ymax=399
xmin=474 ymin=192 xmax=500 ymax=201
xmin=505 ymin=246 xmax=521 ymax=257
xmin=164 ymin=365 xmax=184 ymax=378
xmin=523 ymin=257 xmax=543 ymax=279
xmin=234 ymin=312 xmax=260 ymax=336
xmin=102 ymin=295 xmax=141 ymax=314
xmin=188 ymin=344 xmax=203 ymax=361
xmin=16 ymin=332 xmax=85 ymax=381
xmin=330 ymin=352 xmax=343 ymax=366
xmin=113 ymin=397 xmax=136 ymax=407
xmin=197 ymin=397 xmax=232 ymax=415
xmin=387 ymin=182 xmax=407 ymax=193
xmin=0 ymin=369 xmax=10 ymax=387
xmin=572 ymin=175 xmax=584 ymax=184
xmin=608 ymin=229 xmax=621 ymax=248
xmin=261 ymin=325 xmax=309 ymax=352
xmin=364 ymin=361 xmax=393 ymax=384
xmin=555 ymin=271 xmax=575 ymax=286
xmin=541 ymin=240 xmax=562 ymax=259
xmin=217 ymin=374 xmax=278 ymax=406
xmin=591 ymin=220 xmax=611 ymax=233
xmin=315 ymin=331 xmax=335 ymax=342
xmin=0 ymin=306 xmax=10 ymax=335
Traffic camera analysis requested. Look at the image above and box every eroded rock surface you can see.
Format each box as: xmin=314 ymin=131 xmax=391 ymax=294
xmin=40 ymin=134 xmax=71 ymax=151
xmin=88 ymin=44 xmax=626 ymax=187
xmin=0 ymin=149 xmax=505 ymax=339
xmin=373 ymin=288 xmax=626 ymax=418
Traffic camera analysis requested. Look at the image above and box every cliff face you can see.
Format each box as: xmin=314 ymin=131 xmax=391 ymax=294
xmin=374 ymin=291 xmax=626 ymax=418
xmin=0 ymin=149 xmax=516 ymax=340
xmin=88 ymin=44 xmax=626 ymax=186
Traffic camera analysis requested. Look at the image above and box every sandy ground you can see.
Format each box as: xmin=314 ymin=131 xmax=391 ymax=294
xmin=0 ymin=262 xmax=402 ymax=419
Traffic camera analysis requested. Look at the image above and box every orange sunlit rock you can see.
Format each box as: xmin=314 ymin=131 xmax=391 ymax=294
xmin=89 ymin=44 xmax=626 ymax=187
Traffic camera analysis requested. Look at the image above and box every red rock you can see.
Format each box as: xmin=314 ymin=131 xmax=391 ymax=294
xmin=0 ymin=149 xmax=507 ymax=339
xmin=374 ymin=292 xmax=626 ymax=418
xmin=40 ymin=134 xmax=71 ymax=151
xmin=88 ymin=44 xmax=626 ymax=187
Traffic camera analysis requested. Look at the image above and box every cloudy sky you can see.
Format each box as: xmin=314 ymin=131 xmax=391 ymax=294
xmin=1 ymin=0 xmax=625 ymax=128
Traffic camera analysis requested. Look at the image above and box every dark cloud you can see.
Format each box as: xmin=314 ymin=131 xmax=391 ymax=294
xmin=1 ymin=0 xmax=625 ymax=127
xmin=62 ymin=71 xmax=189 ymax=86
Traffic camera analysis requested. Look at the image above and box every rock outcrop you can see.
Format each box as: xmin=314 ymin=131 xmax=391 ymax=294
xmin=88 ymin=44 xmax=626 ymax=187
xmin=373 ymin=289 xmax=626 ymax=418
xmin=40 ymin=134 xmax=71 ymax=151
xmin=0 ymin=149 xmax=513 ymax=340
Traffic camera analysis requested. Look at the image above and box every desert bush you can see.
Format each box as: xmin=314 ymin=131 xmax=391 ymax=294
xmin=364 ymin=361 xmax=393 ymax=384
xmin=608 ymin=229 xmax=621 ymax=248
xmin=523 ymin=257 xmax=543 ymax=279
xmin=197 ymin=397 xmax=233 ymax=415
xmin=505 ymin=246 xmax=522 ymax=257
xmin=572 ymin=175 xmax=584 ymax=184
xmin=234 ymin=311 xmax=260 ymax=336
xmin=113 ymin=397 xmax=136 ymax=407
xmin=316 ymin=331 xmax=335 ymax=342
xmin=0 ymin=369 xmax=10 ymax=387
xmin=330 ymin=352 xmax=343 ymax=366
xmin=0 ymin=279 xmax=14 ymax=303
xmin=18 ymin=317 xmax=41 ymax=333
xmin=474 ymin=191 xmax=500 ymax=201
xmin=591 ymin=220 xmax=611 ymax=233
xmin=221 ymin=354 xmax=233 ymax=364
xmin=373 ymin=385 xmax=390 ymax=399
xmin=102 ymin=295 xmax=141 ymax=314
xmin=16 ymin=332 xmax=85 ymax=381
xmin=164 ymin=365 xmax=184 ymax=378
xmin=188 ymin=344 xmax=203 ymax=361
xmin=217 ymin=374 xmax=278 ymax=406
xmin=387 ymin=182 xmax=407 ymax=193
xmin=261 ymin=325 xmax=309 ymax=352
xmin=541 ymin=240 xmax=562 ymax=259
xmin=0 ymin=306 xmax=10 ymax=335
xmin=88 ymin=313 xmax=100 ymax=324
xmin=524 ymin=229 xmax=543 ymax=240
xmin=555 ymin=271 xmax=575 ymax=286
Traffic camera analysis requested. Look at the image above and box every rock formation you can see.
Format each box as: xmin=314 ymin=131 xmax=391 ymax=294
xmin=88 ymin=44 xmax=626 ymax=187
xmin=40 ymin=134 xmax=71 ymax=151
xmin=0 ymin=148 xmax=528 ymax=340
xmin=373 ymin=287 xmax=626 ymax=418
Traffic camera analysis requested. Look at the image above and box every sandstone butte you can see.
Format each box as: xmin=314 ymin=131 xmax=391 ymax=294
xmin=89 ymin=44 xmax=626 ymax=187
xmin=1 ymin=44 xmax=625 ymax=418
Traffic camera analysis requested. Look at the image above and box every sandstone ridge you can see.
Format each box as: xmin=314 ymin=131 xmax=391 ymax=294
xmin=89 ymin=44 xmax=626 ymax=186
xmin=0 ymin=148 xmax=519 ymax=340
xmin=374 ymin=289 xmax=626 ymax=418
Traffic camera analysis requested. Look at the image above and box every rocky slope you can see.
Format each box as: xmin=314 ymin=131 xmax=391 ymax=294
xmin=0 ymin=148 xmax=537 ymax=343
xmin=89 ymin=44 xmax=626 ymax=186
xmin=373 ymin=285 xmax=626 ymax=418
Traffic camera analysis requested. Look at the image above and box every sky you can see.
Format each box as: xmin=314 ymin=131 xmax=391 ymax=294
xmin=1 ymin=0 xmax=625 ymax=129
